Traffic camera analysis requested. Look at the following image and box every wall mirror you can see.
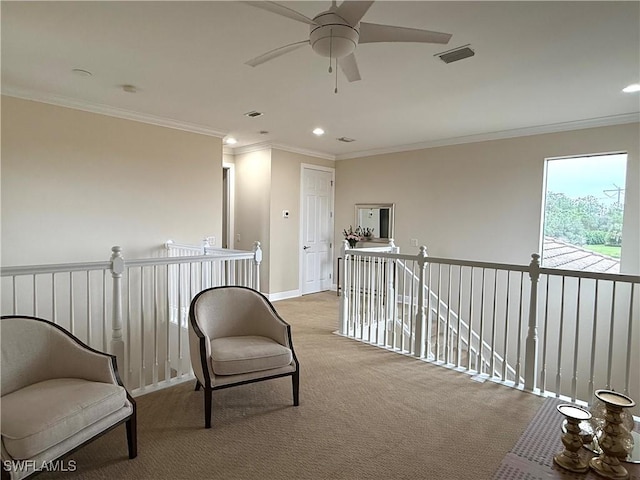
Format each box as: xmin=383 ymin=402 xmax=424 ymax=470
xmin=355 ymin=203 xmax=395 ymax=242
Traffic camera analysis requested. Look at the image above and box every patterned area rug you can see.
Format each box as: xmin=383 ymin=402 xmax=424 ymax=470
xmin=492 ymin=396 xmax=639 ymax=480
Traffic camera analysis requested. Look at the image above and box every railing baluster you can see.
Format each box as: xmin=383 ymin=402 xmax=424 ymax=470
xmin=12 ymin=276 xmax=17 ymax=314
xmin=165 ymin=264 xmax=171 ymax=384
xmin=153 ymin=265 xmax=159 ymax=386
xmin=478 ymin=268 xmax=486 ymax=374
xmin=501 ymin=272 xmax=511 ymax=381
xmin=70 ymin=272 xmax=75 ymax=335
xmin=86 ymin=270 xmax=92 ymax=346
xmin=435 ymin=263 xmax=442 ymax=361
xmin=140 ymin=267 xmax=145 ymax=391
xmin=606 ymin=281 xmax=617 ymax=389
xmin=426 ymin=262 xmax=433 ymax=359
xmin=102 ymin=270 xmax=107 ymax=351
xmin=571 ymin=278 xmax=582 ymax=401
xmin=541 ymin=274 xmax=551 ymax=392
xmin=33 ymin=274 xmax=37 ymax=316
xmin=446 ymin=264 xmax=452 ymax=364
xmin=456 ymin=266 xmax=463 ymax=368
xmin=52 ymin=273 xmax=57 ymax=324
xmin=588 ymin=279 xmax=599 ymax=400
xmin=467 ymin=268 xmax=474 ymax=371
xmin=555 ymin=276 xmax=566 ymax=397
xmin=624 ymin=283 xmax=635 ymax=396
xmin=515 ymin=273 xmax=524 ymax=387
xmin=490 ymin=269 xmax=498 ymax=376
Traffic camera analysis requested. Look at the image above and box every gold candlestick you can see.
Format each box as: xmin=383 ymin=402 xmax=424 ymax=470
xmin=589 ymin=389 xmax=636 ymax=480
xmin=554 ymin=404 xmax=592 ymax=473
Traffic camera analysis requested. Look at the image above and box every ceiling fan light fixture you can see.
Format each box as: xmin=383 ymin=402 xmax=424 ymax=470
xmin=312 ymin=128 xmax=325 ymax=136
xmin=622 ymin=83 xmax=640 ymax=93
xmin=309 ymin=18 xmax=359 ymax=58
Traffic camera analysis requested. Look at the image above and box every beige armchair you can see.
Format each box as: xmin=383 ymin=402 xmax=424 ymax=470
xmin=188 ymin=286 xmax=299 ymax=428
xmin=1 ymin=316 xmax=136 ymax=480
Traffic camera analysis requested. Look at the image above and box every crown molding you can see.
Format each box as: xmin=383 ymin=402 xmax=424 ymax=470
xmin=335 ymin=113 xmax=640 ymax=161
xmin=4 ymin=86 xmax=636 ymax=162
xmin=231 ymin=141 xmax=335 ymax=161
xmin=2 ymin=86 xmax=226 ymax=138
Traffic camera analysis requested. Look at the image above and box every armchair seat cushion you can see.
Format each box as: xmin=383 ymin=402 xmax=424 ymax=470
xmin=210 ymin=335 xmax=293 ymax=376
xmin=1 ymin=378 xmax=127 ymax=460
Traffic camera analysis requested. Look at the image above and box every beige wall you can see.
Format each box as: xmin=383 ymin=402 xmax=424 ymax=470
xmin=233 ymin=147 xmax=334 ymax=295
xmin=1 ymin=96 xmax=222 ymax=265
xmin=335 ymin=123 xmax=640 ymax=274
xmin=234 ymin=149 xmax=271 ymax=291
xmin=270 ymin=149 xmax=334 ymax=294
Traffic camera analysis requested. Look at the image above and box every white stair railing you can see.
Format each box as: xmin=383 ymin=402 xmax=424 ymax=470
xmin=1 ymin=241 xmax=262 ymax=396
xmin=339 ymin=243 xmax=640 ymax=415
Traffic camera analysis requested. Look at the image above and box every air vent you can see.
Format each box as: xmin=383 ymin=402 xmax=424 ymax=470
xmin=436 ymin=45 xmax=475 ymax=64
xmin=337 ymin=136 xmax=355 ymax=143
xmin=244 ymin=111 xmax=264 ymax=118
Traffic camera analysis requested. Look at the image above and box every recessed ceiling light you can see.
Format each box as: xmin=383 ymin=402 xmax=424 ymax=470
xmin=312 ymin=128 xmax=325 ymax=136
xmin=622 ymin=83 xmax=640 ymax=93
xmin=244 ymin=111 xmax=264 ymax=118
xmin=224 ymin=137 xmax=238 ymax=145
xmin=121 ymin=84 xmax=137 ymax=93
xmin=71 ymin=68 xmax=92 ymax=77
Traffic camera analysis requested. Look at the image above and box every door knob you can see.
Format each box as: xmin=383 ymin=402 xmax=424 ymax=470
xmin=303 ymin=246 xmax=310 ymax=250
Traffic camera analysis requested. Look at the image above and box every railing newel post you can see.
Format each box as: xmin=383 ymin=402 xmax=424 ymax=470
xmin=110 ymin=246 xmax=126 ymax=378
xmin=386 ymin=239 xmax=399 ymax=338
xmin=253 ymin=241 xmax=262 ymax=292
xmin=524 ymin=253 xmax=540 ymax=391
xmin=340 ymin=240 xmax=350 ymax=335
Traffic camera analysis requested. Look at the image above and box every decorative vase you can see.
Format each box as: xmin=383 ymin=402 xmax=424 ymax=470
xmin=348 ymin=239 xmax=358 ymax=248
xmin=589 ymin=389 xmax=636 ymax=480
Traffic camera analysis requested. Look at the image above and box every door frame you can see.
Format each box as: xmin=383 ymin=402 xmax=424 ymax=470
xmin=223 ymin=162 xmax=235 ymax=249
xmin=299 ymin=163 xmax=335 ymax=294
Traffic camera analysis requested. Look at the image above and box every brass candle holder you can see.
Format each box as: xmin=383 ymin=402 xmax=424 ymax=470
xmin=589 ymin=389 xmax=636 ymax=480
xmin=554 ymin=403 xmax=592 ymax=473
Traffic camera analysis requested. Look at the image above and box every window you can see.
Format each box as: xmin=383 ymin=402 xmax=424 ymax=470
xmin=541 ymin=153 xmax=627 ymax=273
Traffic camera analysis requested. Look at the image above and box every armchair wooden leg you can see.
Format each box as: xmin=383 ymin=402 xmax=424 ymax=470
xmin=195 ymin=380 xmax=201 ymax=391
xmin=126 ymin=411 xmax=137 ymax=459
xmin=292 ymin=371 xmax=300 ymax=406
xmin=204 ymin=387 xmax=212 ymax=429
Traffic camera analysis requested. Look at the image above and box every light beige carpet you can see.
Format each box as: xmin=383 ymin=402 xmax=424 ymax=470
xmin=39 ymin=292 xmax=543 ymax=480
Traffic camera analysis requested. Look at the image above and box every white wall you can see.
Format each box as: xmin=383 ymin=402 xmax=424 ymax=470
xmin=335 ymin=123 xmax=640 ymax=274
xmin=1 ymin=96 xmax=223 ymax=265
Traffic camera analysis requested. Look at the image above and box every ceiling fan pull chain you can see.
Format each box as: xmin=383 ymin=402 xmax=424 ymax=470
xmin=335 ymin=58 xmax=338 ymax=94
xmin=328 ymin=28 xmax=333 ymax=73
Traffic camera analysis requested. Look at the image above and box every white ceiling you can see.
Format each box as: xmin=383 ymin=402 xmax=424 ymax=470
xmin=2 ymin=1 xmax=639 ymax=159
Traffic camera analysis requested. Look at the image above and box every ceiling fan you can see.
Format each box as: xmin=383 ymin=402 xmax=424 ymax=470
xmin=244 ymin=1 xmax=452 ymax=88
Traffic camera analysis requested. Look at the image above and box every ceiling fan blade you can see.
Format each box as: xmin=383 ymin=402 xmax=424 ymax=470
xmin=243 ymin=1 xmax=317 ymax=25
xmin=359 ymin=22 xmax=452 ymax=45
xmin=338 ymin=53 xmax=361 ymax=82
xmin=245 ymin=40 xmax=309 ymax=67
xmin=335 ymin=1 xmax=374 ymax=27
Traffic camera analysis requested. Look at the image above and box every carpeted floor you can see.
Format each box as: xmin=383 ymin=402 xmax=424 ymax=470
xmin=38 ymin=292 xmax=543 ymax=480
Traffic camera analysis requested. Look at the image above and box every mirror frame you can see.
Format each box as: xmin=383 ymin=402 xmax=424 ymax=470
xmin=354 ymin=203 xmax=395 ymax=243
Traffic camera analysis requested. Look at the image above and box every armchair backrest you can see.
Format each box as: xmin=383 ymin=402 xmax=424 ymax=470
xmin=1 ymin=316 xmax=109 ymax=396
xmin=189 ymin=286 xmax=281 ymax=340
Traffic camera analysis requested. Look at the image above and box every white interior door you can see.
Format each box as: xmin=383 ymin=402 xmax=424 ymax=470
xmin=300 ymin=165 xmax=334 ymax=295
